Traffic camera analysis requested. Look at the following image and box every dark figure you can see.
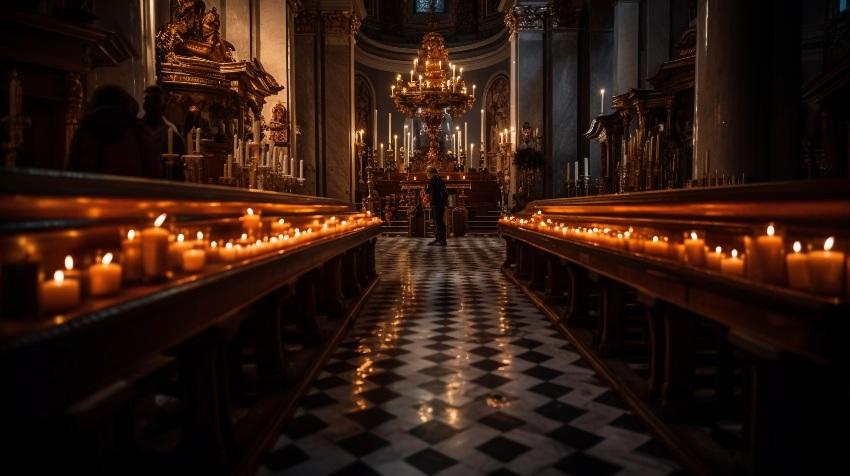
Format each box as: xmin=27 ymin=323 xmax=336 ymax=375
xmin=425 ymin=166 xmax=448 ymax=246
xmin=67 ymin=85 xmax=159 ymax=178
xmin=142 ymin=85 xmax=185 ymax=156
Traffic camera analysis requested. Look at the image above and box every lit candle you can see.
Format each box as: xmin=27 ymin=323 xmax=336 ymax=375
xmin=388 ymin=112 xmax=392 ymax=144
xmin=241 ymin=207 xmax=261 ymax=236
xmin=753 ymin=224 xmax=785 ymax=284
xmin=121 ymin=229 xmax=143 ymax=282
xmin=684 ymin=232 xmax=706 ymax=266
xmin=219 ymin=242 xmax=237 ymax=262
xmin=182 ymin=248 xmax=206 ymax=272
xmin=600 ymin=88 xmax=605 ymax=114
xmin=380 ymin=142 xmax=384 ymax=167
xmin=88 ymin=252 xmax=122 ymax=297
xmin=706 ymin=246 xmax=723 ymax=271
xmin=299 ymin=160 xmax=303 ymax=179
xmin=271 ymin=218 xmax=288 ymax=234
xmin=721 ymin=249 xmax=745 ymax=276
xmin=40 ymin=270 xmax=80 ymax=314
xmin=373 ymin=109 xmax=378 ymax=150
xmin=480 ymin=109 xmax=485 ymax=144
xmin=644 ymin=235 xmax=669 ymax=257
xmin=169 ymin=233 xmax=192 ymax=270
xmin=807 ymin=237 xmax=845 ymax=295
xmin=786 ymin=241 xmax=811 ymax=291
xmin=472 ymin=84 xmax=476 ymax=98
xmin=141 ymin=213 xmax=169 ymax=279
xmin=206 ymin=240 xmax=220 ymax=263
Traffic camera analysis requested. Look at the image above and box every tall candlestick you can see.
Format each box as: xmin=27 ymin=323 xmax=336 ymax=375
xmin=195 ymin=128 xmax=201 ymax=154
xmin=469 ymin=143 xmax=475 ymax=170
xmin=394 ymin=134 xmax=398 ymax=164
xmin=380 ymin=143 xmax=384 ymax=168
xmin=290 ymin=157 xmax=295 ymax=177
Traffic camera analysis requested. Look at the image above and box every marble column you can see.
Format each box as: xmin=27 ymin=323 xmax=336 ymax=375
xmin=643 ymin=0 xmax=670 ymax=86
xmin=505 ymin=1 xmax=549 ymax=202
xmin=550 ymin=16 xmax=578 ymax=198
xmin=588 ymin=2 xmax=615 ymax=182
xmin=613 ymin=0 xmax=638 ymax=94
xmin=694 ymin=0 xmax=800 ymax=182
xmin=294 ymin=9 xmax=320 ymax=195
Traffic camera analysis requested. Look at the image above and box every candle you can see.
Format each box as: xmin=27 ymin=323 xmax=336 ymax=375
xmin=121 ymin=229 xmax=143 ymax=282
xmin=464 ymin=122 xmax=468 ymax=158
xmin=299 ymin=160 xmax=304 ymax=179
xmin=644 ymin=235 xmax=669 ymax=258
xmin=88 ymin=252 xmax=122 ymax=297
xmin=684 ymin=232 xmax=706 ymax=266
xmin=167 ymin=127 xmax=173 ymax=155
xmin=721 ymin=249 xmax=745 ymax=276
xmin=480 ymin=109 xmax=485 ymax=144
xmin=574 ymin=161 xmax=579 ymax=183
xmin=753 ymin=224 xmax=785 ymax=284
xmin=394 ymin=135 xmax=398 ymax=163
xmin=253 ymin=117 xmax=260 ymax=143
xmin=40 ymin=270 xmax=80 ymax=314
xmin=182 ymin=249 xmax=206 ymax=272
xmin=169 ymin=233 xmax=192 ymax=270
xmin=290 ymin=157 xmax=295 ymax=177
xmin=219 ymin=242 xmax=237 ymax=262
xmin=380 ymin=143 xmax=384 ymax=167
xmin=584 ymin=157 xmax=589 ymax=176
xmin=373 ymin=109 xmax=378 ymax=150
xmin=786 ymin=241 xmax=811 ymax=291
xmin=388 ymin=112 xmax=392 ymax=144
xmin=141 ymin=213 xmax=169 ymax=279
xmin=195 ymin=127 xmax=201 ymax=154
xmin=807 ymin=237 xmax=845 ymax=295
xmin=194 ymin=230 xmax=207 ymax=249
xmin=707 ymin=246 xmax=723 ymax=271
xmin=600 ymin=89 xmax=605 ymax=114
xmin=271 ymin=218 xmax=288 ymax=234
xmin=472 ymin=84 xmax=476 ymax=98
xmin=469 ymin=144 xmax=475 ymax=169
xmin=241 ymin=208 xmax=261 ymax=236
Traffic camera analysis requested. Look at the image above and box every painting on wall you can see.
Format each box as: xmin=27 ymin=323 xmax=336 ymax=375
xmin=485 ymin=73 xmax=510 ymax=159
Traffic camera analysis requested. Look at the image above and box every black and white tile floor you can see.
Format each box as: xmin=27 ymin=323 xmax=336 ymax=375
xmin=258 ymin=236 xmax=682 ymax=476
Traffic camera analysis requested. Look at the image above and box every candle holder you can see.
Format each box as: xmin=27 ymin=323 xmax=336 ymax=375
xmin=581 ymin=175 xmax=591 ymax=196
xmin=183 ymin=154 xmax=204 ymax=184
xmin=161 ymin=153 xmax=181 ymax=181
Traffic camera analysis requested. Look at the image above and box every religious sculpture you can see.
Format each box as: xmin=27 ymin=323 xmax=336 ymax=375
xmin=267 ymin=102 xmax=290 ymax=145
xmin=156 ymin=0 xmax=235 ymax=64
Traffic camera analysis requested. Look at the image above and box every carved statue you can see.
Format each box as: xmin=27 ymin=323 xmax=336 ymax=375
xmin=268 ymin=102 xmax=290 ymax=145
xmin=156 ymin=0 xmax=235 ymax=64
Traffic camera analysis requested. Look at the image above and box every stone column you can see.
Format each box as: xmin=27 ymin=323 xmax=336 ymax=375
xmin=643 ymin=0 xmax=670 ymax=85
xmin=549 ymin=10 xmax=578 ymax=197
xmin=505 ymin=1 xmax=549 ymax=202
xmin=693 ymin=0 xmax=800 ymax=182
xmin=613 ymin=0 xmax=639 ymax=94
xmin=294 ymin=8 xmax=320 ymax=195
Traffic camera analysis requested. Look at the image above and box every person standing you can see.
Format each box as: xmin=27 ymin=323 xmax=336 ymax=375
xmin=425 ymin=166 xmax=448 ymax=246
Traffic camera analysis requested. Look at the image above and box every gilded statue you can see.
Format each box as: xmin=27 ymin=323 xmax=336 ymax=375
xmin=268 ymin=102 xmax=290 ymax=145
xmin=156 ymin=0 xmax=235 ymax=64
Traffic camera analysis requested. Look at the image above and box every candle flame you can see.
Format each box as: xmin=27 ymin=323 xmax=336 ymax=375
xmin=793 ymin=241 xmax=802 ymax=253
xmin=211 ymin=241 xmax=218 ymax=248
xmin=256 ymin=240 xmax=262 ymax=246
xmin=247 ymin=207 xmax=254 ymax=216
xmin=226 ymin=242 xmax=233 ymax=249
xmin=824 ymin=236 xmax=834 ymax=251
xmin=767 ymin=225 xmax=775 ymax=237
xmin=102 ymin=252 xmax=113 ymax=265
xmin=731 ymin=249 xmax=739 ymax=258
xmin=64 ymin=255 xmax=73 ymax=271
xmin=715 ymin=246 xmax=722 ymax=254
xmin=127 ymin=229 xmax=136 ymax=240
xmin=652 ymin=236 xmax=659 ymax=242
xmin=177 ymin=233 xmax=185 ymax=242
xmin=690 ymin=232 xmax=698 ymax=240
xmin=241 ymin=233 xmax=248 ymax=240
xmin=278 ymin=218 xmax=284 ymax=224
xmin=54 ymin=270 xmax=64 ymax=283
xmin=154 ymin=213 xmax=167 ymax=227
xmin=197 ymin=231 xmax=204 ymax=240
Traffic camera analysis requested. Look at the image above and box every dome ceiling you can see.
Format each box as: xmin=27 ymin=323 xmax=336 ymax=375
xmin=359 ymin=0 xmax=507 ymax=47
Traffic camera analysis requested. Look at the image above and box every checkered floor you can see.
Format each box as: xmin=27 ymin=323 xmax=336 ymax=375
xmin=258 ymin=236 xmax=682 ymax=476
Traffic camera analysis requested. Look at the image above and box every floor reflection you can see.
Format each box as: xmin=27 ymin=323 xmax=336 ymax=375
xmin=258 ymin=236 xmax=681 ymax=476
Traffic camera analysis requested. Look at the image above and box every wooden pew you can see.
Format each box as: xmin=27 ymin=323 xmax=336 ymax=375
xmin=499 ymin=180 xmax=850 ymax=476
xmin=0 ymin=168 xmax=381 ymax=475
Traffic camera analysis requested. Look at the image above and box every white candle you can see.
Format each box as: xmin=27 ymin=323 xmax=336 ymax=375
xmin=469 ymin=144 xmax=475 ymax=169
xmin=394 ymin=135 xmax=398 ymax=163
xmin=88 ymin=252 xmax=122 ymax=297
xmin=388 ymin=112 xmax=392 ymax=144
xmin=807 ymin=237 xmax=845 ymax=295
xmin=142 ymin=213 xmax=169 ymax=279
xmin=464 ymin=122 xmax=468 ymax=158
xmin=299 ymin=160 xmax=304 ymax=179
xmin=786 ymin=241 xmax=811 ymax=291
xmin=290 ymin=157 xmax=295 ymax=177
xmin=574 ymin=161 xmax=579 ymax=183
xmin=584 ymin=157 xmax=589 ymax=176
xmin=480 ymin=109 xmax=485 ymax=144
xmin=373 ymin=109 xmax=378 ymax=150
xmin=195 ymin=128 xmax=200 ymax=154
xmin=40 ymin=270 xmax=80 ymax=314
xmin=600 ymin=88 xmax=605 ymax=114
xmin=380 ymin=143 xmax=384 ymax=167
xmin=122 ymin=229 xmax=143 ymax=282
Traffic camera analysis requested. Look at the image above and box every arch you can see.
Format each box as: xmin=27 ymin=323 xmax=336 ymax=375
xmin=483 ymin=72 xmax=510 ymax=161
xmin=354 ymin=73 xmax=376 ymax=146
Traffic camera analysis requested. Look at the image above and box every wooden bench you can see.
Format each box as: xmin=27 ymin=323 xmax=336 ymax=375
xmin=0 ymin=168 xmax=381 ymax=474
xmin=499 ymin=180 xmax=850 ymax=476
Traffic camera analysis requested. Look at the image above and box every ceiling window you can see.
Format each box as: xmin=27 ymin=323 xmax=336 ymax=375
xmin=416 ymin=0 xmax=447 ymax=14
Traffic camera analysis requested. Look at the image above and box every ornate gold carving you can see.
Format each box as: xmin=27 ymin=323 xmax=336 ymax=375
xmin=321 ymin=11 xmax=361 ymax=36
xmin=504 ymin=4 xmax=550 ymax=34
xmin=155 ymin=0 xmax=235 ymax=64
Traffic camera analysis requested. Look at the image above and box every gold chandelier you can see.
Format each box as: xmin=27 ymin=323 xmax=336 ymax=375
xmin=391 ymin=31 xmax=476 ymax=165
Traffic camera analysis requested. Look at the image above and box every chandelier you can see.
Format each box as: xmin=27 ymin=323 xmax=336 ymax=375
xmin=390 ymin=31 xmax=476 ymax=165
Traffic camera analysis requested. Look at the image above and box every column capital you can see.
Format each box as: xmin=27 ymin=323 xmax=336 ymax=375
xmin=295 ymin=9 xmax=320 ymax=34
xmin=504 ymin=3 xmax=550 ymax=35
xmin=321 ymin=10 xmax=362 ymax=36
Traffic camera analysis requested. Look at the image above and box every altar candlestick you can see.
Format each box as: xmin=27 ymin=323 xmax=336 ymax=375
xmin=807 ymin=237 xmax=845 ymax=295
xmin=472 ymin=84 xmax=476 ymax=98
xmin=88 ymin=253 xmax=122 ymax=297
xmin=141 ymin=213 xmax=169 ymax=279
xmin=786 ymin=241 xmax=811 ymax=291
xmin=40 ymin=270 xmax=80 ymax=314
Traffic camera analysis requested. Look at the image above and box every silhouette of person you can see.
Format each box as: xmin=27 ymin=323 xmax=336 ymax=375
xmin=425 ymin=166 xmax=448 ymax=246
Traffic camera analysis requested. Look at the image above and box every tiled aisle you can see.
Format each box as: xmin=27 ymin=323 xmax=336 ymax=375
xmin=258 ymin=236 xmax=681 ymax=476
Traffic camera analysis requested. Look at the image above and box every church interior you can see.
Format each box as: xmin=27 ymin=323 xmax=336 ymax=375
xmin=1 ymin=0 xmax=849 ymax=474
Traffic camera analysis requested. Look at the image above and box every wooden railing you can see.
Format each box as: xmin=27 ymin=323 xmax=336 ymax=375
xmin=0 ymin=168 xmax=382 ymax=474
xmin=498 ymin=180 xmax=850 ymax=476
